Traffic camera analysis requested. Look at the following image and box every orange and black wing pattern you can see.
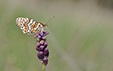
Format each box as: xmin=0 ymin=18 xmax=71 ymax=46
xmin=16 ymin=17 xmax=45 ymax=34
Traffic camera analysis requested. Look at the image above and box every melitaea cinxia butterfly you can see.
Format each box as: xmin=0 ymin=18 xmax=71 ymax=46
xmin=16 ymin=17 xmax=48 ymax=35
xmin=16 ymin=16 xmax=55 ymax=35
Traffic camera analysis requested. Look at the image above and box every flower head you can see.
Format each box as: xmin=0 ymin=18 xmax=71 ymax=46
xmin=35 ymin=31 xmax=49 ymax=66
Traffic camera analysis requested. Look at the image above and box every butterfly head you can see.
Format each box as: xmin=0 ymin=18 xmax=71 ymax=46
xmin=44 ymin=24 xmax=48 ymax=28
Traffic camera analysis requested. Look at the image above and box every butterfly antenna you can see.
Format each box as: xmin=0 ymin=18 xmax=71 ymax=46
xmin=45 ymin=16 xmax=55 ymax=27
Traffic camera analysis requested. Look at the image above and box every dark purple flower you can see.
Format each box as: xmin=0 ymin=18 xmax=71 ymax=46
xmin=43 ymin=57 xmax=48 ymax=66
xmin=36 ymin=47 xmax=40 ymax=51
xmin=40 ymin=45 xmax=45 ymax=51
xmin=35 ymin=31 xmax=49 ymax=66
xmin=45 ymin=32 xmax=49 ymax=35
xmin=38 ymin=35 xmax=42 ymax=39
xmin=44 ymin=41 xmax=48 ymax=47
xmin=37 ymin=52 xmax=44 ymax=60
xmin=45 ymin=52 xmax=49 ymax=58
xmin=44 ymin=48 xmax=49 ymax=54
xmin=39 ymin=33 xmax=43 ymax=36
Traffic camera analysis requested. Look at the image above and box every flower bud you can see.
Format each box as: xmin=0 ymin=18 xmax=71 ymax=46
xmin=43 ymin=57 xmax=48 ymax=66
xmin=37 ymin=52 xmax=44 ymax=60
xmin=44 ymin=41 xmax=48 ymax=47
xmin=45 ymin=52 xmax=49 ymax=58
xmin=44 ymin=48 xmax=49 ymax=54
xmin=38 ymin=35 xmax=42 ymax=39
xmin=36 ymin=47 xmax=40 ymax=51
xmin=45 ymin=32 xmax=49 ymax=35
xmin=40 ymin=45 xmax=45 ymax=51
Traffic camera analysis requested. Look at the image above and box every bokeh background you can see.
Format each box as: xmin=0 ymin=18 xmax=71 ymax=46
xmin=0 ymin=0 xmax=113 ymax=71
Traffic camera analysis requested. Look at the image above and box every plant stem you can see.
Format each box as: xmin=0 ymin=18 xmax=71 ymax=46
xmin=42 ymin=62 xmax=45 ymax=71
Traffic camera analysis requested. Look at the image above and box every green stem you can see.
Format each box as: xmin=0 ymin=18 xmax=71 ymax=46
xmin=42 ymin=62 xmax=45 ymax=71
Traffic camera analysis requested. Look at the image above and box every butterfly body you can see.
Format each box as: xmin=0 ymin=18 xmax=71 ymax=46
xmin=16 ymin=17 xmax=46 ymax=35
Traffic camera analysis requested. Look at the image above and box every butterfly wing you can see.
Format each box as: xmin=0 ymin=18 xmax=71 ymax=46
xmin=16 ymin=17 xmax=45 ymax=35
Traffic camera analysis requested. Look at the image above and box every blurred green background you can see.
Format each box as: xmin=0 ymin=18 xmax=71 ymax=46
xmin=0 ymin=0 xmax=113 ymax=71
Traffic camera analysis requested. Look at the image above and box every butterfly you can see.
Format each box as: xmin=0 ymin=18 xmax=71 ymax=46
xmin=16 ymin=17 xmax=48 ymax=35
